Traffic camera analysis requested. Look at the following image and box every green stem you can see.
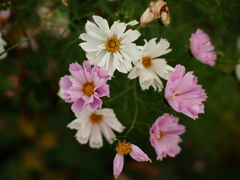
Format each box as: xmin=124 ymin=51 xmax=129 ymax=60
xmin=124 ymin=81 xmax=138 ymax=136
xmin=104 ymin=86 xmax=133 ymax=103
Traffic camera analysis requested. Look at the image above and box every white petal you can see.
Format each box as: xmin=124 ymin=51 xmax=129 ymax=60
xmin=121 ymin=29 xmax=141 ymax=42
xmin=119 ymin=41 xmax=141 ymax=61
xmin=103 ymin=116 xmax=125 ymax=133
xmin=128 ymin=65 xmax=141 ymax=79
xmin=99 ymin=121 xmax=116 ymax=144
xmin=151 ymin=59 xmax=174 ymax=80
xmin=92 ymin=15 xmax=110 ymax=32
xmin=110 ymin=21 xmax=126 ymax=38
xmin=76 ymin=122 xmax=92 ymax=144
xmin=127 ymin=20 xmax=138 ymax=26
xmin=85 ymin=20 xmax=107 ymax=40
xmin=89 ymin=124 xmax=103 ymax=148
xmin=151 ymin=38 xmax=172 ymax=58
xmin=67 ymin=119 xmax=81 ymax=130
xmin=79 ymin=34 xmax=105 ymax=52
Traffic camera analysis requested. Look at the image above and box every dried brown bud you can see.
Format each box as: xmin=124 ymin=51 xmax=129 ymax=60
xmin=140 ymin=0 xmax=170 ymax=27
xmin=61 ymin=0 xmax=68 ymax=6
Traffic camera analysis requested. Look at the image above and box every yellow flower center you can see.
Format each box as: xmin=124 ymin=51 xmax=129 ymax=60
xmin=171 ymin=91 xmax=180 ymax=97
xmin=115 ymin=142 xmax=132 ymax=155
xmin=82 ymin=82 xmax=95 ymax=97
xmin=142 ymin=56 xmax=152 ymax=68
xmin=105 ymin=37 xmax=120 ymax=53
xmin=155 ymin=131 xmax=164 ymax=140
xmin=89 ymin=113 xmax=103 ymax=124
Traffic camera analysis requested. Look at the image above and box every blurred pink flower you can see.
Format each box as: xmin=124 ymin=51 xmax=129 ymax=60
xmin=165 ymin=65 xmax=207 ymax=119
xmin=189 ymin=29 xmax=217 ymax=66
xmin=150 ymin=113 xmax=185 ymax=161
xmin=60 ymin=60 xmax=111 ymax=112
xmin=0 ymin=8 xmax=11 ymax=21
xmin=113 ymin=143 xmax=151 ymax=179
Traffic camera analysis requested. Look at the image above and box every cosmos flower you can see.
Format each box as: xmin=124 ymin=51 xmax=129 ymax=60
xmin=150 ymin=113 xmax=185 ymax=160
xmin=79 ymin=15 xmax=141 ymax=75
xmin=189 ymin=29 xmax=217 ymax=66
xmin=113 ymin=142 xmax=151 ymax=179
xmin=165 ymin=65 xmax=207 ymax=119
xmin=0 ymin=30 xmax=7 ymax=60
xmin=140 ymin=0 xmax=170 ymax=27
xmin=128 ymin=38 xmax=174 ymax=92
xmin=68 ymin=107 xmax=125 ymax=148
xmin=60 ymin=60 xmax=111 ymax=112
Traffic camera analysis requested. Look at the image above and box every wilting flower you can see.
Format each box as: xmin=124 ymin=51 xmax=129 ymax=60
xmin=79 ymin=15 xmax=141 ymax=75
xmin=60 ymin=60 xmax=111 ymax=112
xmin=165 ymin=65 xmax=207 ymax=119
xmin=67 ymin=107 xmax=125 ymax=148
xmin=113 ymin=142 xmax=151 ymax=179
xmin=189 ymin=29 xmax=217 ymax=66
xmin=150 ymin=113 xmax=185 ymax=160
xmin=140 ymin=0 xmax=170 ymax=27
xmin=128 ymin=38 xmax=174 ymax=92
xmin=0 ymin=30 xmax=7 ymax=59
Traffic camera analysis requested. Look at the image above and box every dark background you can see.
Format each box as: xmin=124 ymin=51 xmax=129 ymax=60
xmin=0 ymin=0 xmax=240 ymax=179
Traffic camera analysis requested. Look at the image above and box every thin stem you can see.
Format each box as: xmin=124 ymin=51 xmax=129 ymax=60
xmin=104 ymin=86 xmax=133 ymax=103
xmin=124 ymin=81 xmax=138 ymax=136
xmin=0 ymin=9 xmax=58 ymax=56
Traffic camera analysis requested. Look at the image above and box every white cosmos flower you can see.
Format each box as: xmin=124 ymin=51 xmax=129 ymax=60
xmin=0 ymin=31 xmax=7 ymax=60
xmin=67 ymin=107 xmax=125 ymax=148
xmin=128 ymin=38 xmax=174 ymax=92
xmin=79 ymin=15 xmax=141 ymax=75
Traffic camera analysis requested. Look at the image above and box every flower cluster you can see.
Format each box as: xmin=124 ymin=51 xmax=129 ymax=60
xmin=59 ymin=0 xmax=215 ymax=176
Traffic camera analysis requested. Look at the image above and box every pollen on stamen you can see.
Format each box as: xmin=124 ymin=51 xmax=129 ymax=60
xmin=105 ymin=37 xmax=120 ymax=53
xmin=155 ymin=131 xmax=164 ymax=140
xmin=115 ymin=142 xmax=132 ymax=155
xmin=90 ymin=113 xmax=103 ymax=124
xmin=82 ymin=82 xmax=95 ymax=97
xmin=142 ymin=56 xmax=152 ymax=68
xmin=171 ymin=93 xmax=180 ymax=97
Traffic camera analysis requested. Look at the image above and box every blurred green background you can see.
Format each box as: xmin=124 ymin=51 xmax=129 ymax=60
xmin=0 ymin=0 xmax=240 ymax=179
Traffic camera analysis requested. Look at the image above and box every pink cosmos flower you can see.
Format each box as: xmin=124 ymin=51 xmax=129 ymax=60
xmin=165 ymin=65 xmax=207 ymax=120
xmin=150 ymin=113 xmax=185 ymax=161
xmin=189 ymin=29 xmax=217 ymax=66
xmin=113 ymin=142 xmax=151 ymax=179
xmin=60 ymin=60 xmax=111 ymax=112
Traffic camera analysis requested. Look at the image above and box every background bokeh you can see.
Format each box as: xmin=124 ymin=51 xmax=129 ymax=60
xmin=0 ymin=0 xmax=240 ymax=179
